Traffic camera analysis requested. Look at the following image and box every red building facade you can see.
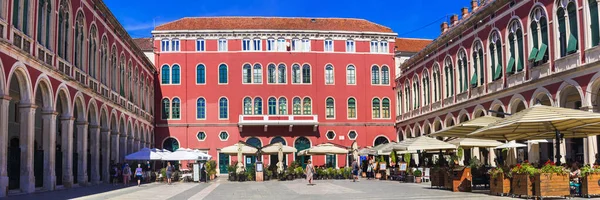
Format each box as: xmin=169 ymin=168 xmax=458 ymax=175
xmin=153 ymin=17 xmax=397 ymax=173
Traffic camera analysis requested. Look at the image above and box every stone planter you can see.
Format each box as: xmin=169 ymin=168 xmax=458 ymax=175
xmin=415 ymin=176 xmax=422 ymax=183
xmin=490 ymin=173 xmax=510 ymax=196
xmin=511 ymin=174 xmax=533 ymax=198
xmin=430 ymin=171 xmax=444 ymax=188
xmin=534 ymin=173 xmax=569 ymax=198
xmin=450 ymin=168 xmax=472 ymax=192
xmin=405 ymin=175 xmax=415 ymax=183
xmin=375 ymin=172 xmax=381 ymax=179
xmin=582 ymin=173 xmax=600 ymax=198
xmin=444 ymin=171 xmax=452 ymax=190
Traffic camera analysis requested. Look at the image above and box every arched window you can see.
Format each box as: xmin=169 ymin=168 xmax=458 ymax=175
xmin=294 ymin=137 xmax=311 ymax=168
xmin=161 ymin=98 xmax=170 ymax=119
xmin=422 ymin=72 xmax=430 ymax=106
xmin=219 ymin=64 xmax=228 ymax=84
xmin=371 ymin=65 xmax=380 ymax=84
xmin=348 ymin=98 xmax=356 ymax=119
xmin=590 ymin=0 xmax=600 ymax=47
xmin=219 ymin=98 xmax=228 ymax=119
xmin=162 ymin=138 xmax=179 ymax=152
xmin=37 ymin=0 xmax=52 ymax=48
xmin=120 ymin=57 xmax=125 ymax=96
xmin=74 ymin=12 xmax=85 ymax=69
xmin=346 ymin=65 xmax=356 ymax=84
xmin=88 ymin=25 xmax=97 ymax=78
xmin=196 ymin=98 xmax=205 ymax=119
xmin=292 ymin=64 xmax=301 ymax=83
xmin=489 ymin=31 xmax=503 ymax=81
xmin=278 ymin=64 xmax=286 ymax=83
xmin=471 ymin=41 xmax=485 ymax=87
xmin=412 ymin=77 xmax=420 ymax=109
xmin=507 ymin=20 xmax=525 ymax=75
xmin=110 ymin=47 xmax=117 ymax=91
xmin=267 ymin=64 xmax=276 ymax=83
xmin=372 ymin=98 xmax=381 ymax=118
xmin=254 ymin=97 xmax=262 ymax=115
xmin=268 ymin=97 xmax=277 ymax=115
xmin=243 ymin=97 xmax=252 ymax=115
xmin=271 ymin=137 xmax=286 ymax=145
xmin=444 ymin=57 xmax=455 ymax=98
xmin=432 ymin=64 xmax=441 ymax=102
xmin=172 ymin=98 xmax=181 ymax=119
xmin=253 ymin=64 xmax=262 ymax=83
xmin=196 ymin=64 xmax=205 ymax=84
xmin=278 ymin=97 xmax=287 ymax=115
xmin=556 ymin=0 xmax=578 ymax=57
xmin=374 ymin=136 xmax=389 ymax=146
xmin=302 ymin=64 xmax=311 ymax=83
xmin=57 ymin=0 xmax=70 ymax=59
xmin=302 ymin=98 xmax=312 ymax=115
xmin=326 ymin=98 xmax=334 ymax=119
xmin=382 ymin=98 xmax=390 ymax=118
xmin=292 ymin=97 xmax=301 ymax=115
xmin=100 ymin=37 xmax=108 ymax=85
xmin=171 ymin=64 xmax=180 ymax=84
xmin=243 ymin=64 xmax=251 ymax=83
xmin=246 ymin=138 xmax=262 ymax=148
xmin=529 ymin=6 xmax=549 ymax=65
xmin=325 ymin=64 xmax=334 ymax=84
xmin=457 ymin=49 xmax=468 ymax=93
xmin=381 ymin=66 xmax=390 ymax=84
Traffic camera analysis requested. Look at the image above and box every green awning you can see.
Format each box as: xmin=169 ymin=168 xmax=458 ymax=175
xmin=535 ymin=43 xmax=548 ymax=62
xmin=470 ymin=73 xmax=478 ymax=86
xmin=528 ymin=47 xmax=538 ymax=61
xmin=506 ymin=57 xmax=515 ymax=74
xmin=567 ymin=34 xmax=578 ymax=53
xmin=493 ymin=64 xmax=502 ymax=80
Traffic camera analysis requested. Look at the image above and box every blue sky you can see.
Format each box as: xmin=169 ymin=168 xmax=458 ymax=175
xmin=105 ymin=0 xmax=472 ymax=39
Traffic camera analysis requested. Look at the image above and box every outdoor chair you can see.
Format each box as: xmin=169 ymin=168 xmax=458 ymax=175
xmin=422 ymin=168 xmax=430 ymax=182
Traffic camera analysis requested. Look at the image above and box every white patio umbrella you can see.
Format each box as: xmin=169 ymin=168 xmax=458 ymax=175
xmin=371 ymin=142 xmax=398 ymax=156
xmin=494 ymin=141 xmax=527 ymax=149
xmin=125 ymin=148 xmax=164 ymax=160
xmin=297 ymin=143 xmax=349 ymax=155
xmin=162 ymin=148 xmax=206 ymax=161
xmin=221 ymin=142 xmax=258 ymax=173
xmin=261 ymin=142 xmax=296 ymax=173
xmin=448 ymin=138 xmax=504 ymax=147
xmin=191 ymin=149 xmax=212 ymax=160
xmin=382 ymin=136 xmax=456 ymax=153
xmin=358 ymin=147 xmax=376 ymax=156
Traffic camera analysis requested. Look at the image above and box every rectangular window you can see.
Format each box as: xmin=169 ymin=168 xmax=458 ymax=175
xmin=218 ymin=39 xmax=228 ymax=51
xmin=302 ymin=39 xmax=311 ymax=52
xmin=277 ymin=39 xmax=286 ymax=51
xmin=380 ymin=41 xmax=388 ymax=53
xmin=253 ymin=39 xmax=261 ymax=51
xmin=171 ymin=39 xmax=180 ymax=51
xmin=242 ymin=39 xmax=251 ymax=51
xmin=267 ymin=39 xmax=275 ymax=51
xmin=324 ymin=39 xmax=333 ymax=52
xmin=346 ymin=40 xmax=355 ymax=52
xmin=196 ymin=39 xmax=205 ymax=51
xmin=370 ymin=41 xmax=379 ymax=53
xmin=292 ymin=39 xmax=300 ymax=51
xmin=161 ymin=40 xmax=170 ymax=52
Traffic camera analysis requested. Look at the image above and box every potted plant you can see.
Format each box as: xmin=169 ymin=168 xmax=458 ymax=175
xmin=456 ymin=148 xmax=464 ymax=166
xmin=430 ymin=165 xmax=444 ymax=188
xmin=489 ymin=167 xmax=510 ymax=196
xmin=326 ymin=168 xmax=335 ymax=179
xmin=294 ymin=167 xmax=304 ymax=179
xmin=581 ymin=164 xmax=600 ymax=197
xmin=534 ymin=160 xmax=569 ymax=198
xmin=413 ymin=169 xmax=423 ymax=183
xmin=510 ymin=162 xmax=536 ymax=198
xmin=390 ymin=150 xmax=397 ymax=167
xmin=206 ymin=160 xmax=217 ymax=180
xmin=227 ymin=163 xmax=237 ymax=181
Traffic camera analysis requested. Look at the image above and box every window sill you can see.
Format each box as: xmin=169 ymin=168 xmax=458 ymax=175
xmin=506 ymin=71 xmax=525 ymax=88
xmin=431 ymin=101 xmax=442 ymax=111
xmin=555 ymin=51 xmax=580 ymax=73
xmin=456 ymin=92 xmax=469 ymax=103
xmin=488 ymin=79 xmax=503 ymax=93
xmin=585 ymin=45 xmax=600 ymax=64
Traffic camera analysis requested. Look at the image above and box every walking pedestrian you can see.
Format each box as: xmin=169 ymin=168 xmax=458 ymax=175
xmin=111 ymin=164 xmax=119 ymax=186
xmin=146 ymin=161 xmax=152 ymax=182
xmin=351 ymin=158 xmax=360 ymax=182
xmin=166 ymin=162 xmax=174 ymax=185
xmin=135 ymin=164 xmax=144 ymax=186
xmin=122 ymin=163 xmax=132 ymax=186
xmin=305 ymin=160 xmax=315 ymax=185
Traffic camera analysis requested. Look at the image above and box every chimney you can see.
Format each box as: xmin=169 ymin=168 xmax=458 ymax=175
xmin=441 ymin=22 xmax=449 ymax=34
xmin=451 ymin=14 xmax=459 ymax=26
xmin=471 ymin=0 xmax=479 ymax=11
xmin=462 ymin=7 xmax=469 ymax=18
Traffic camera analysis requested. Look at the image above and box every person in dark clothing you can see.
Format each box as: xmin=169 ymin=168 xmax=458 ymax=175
xmin=200 ymin=164 xmax=207 ymax=182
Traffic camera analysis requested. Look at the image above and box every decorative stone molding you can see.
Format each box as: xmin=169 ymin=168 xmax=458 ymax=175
xmin=555 ymin=52 xmax=580 ymax=73
xmin=506 ymin=71 xmax=526 ymax=88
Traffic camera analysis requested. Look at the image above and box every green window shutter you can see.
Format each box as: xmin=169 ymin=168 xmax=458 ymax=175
xmin=528 ymin=47 xmax=538 ymax=61
xmin=567 ymin=34 xmax=578 ymax=53
xmin=462 ymin=59 xmax=468 ymax=91
xmin=23 ymin=0 xmax=29 ymax=34
xmin=591 ymin=1 xmax=600 ymax=46
xmin=494 ymin=64 xmax=502 ymax=80
xmin=517 ymin=31 xmax=525 ymax=72
xmin=13 ymin=0 xmax=20 ymax=27
xmin=536 ymin=43 xmax=548 ymax=62
xmin=506 ymin=57 xmax=515 ymax=75
xmin=470 ymin=73 xmax=478 ymax=87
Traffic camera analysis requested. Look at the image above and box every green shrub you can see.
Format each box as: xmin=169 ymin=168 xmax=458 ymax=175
xmin=413 ymin=169 xmax=422 ymax=177
xmin=404 ymin=153 xmax=411 ymax=167
xmin=206 ymin=160 xmax=217 ymax=176
xmin=294 ymin=167 xmax=304 ymax=176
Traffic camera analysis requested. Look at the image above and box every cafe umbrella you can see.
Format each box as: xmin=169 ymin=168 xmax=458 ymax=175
xmin=468 ymin=104 xmax=600 ymax=164
xmin=261 ymin=142 xmax=297 ymax=173
xmin=221 ymin=142 xmax=259 ymax=173
xmin=430 ymin=116 xmax=501 ymax=138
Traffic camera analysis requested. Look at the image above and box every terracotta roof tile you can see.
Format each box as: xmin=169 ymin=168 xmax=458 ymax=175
xmin=395 ymin=38 xmax=432 ymax=53
xmin=132 ymin=38 xmax=153 ymax=51
xmin=155 ymin=17 xmax=393 ymax=33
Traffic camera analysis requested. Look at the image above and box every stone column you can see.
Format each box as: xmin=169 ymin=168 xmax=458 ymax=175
xmin=489 ymin=148 xmax=497 ymax=167
xmin=61 ymin=117 xmax=74 ymax=188
xmin=0 ymin=96 xmax=11 ymax=197
xmin=75 ymin=121 xmax=88 ymax=185
xmin=119 ymin=135 xmax=128 ymax=162
xmin=41 ymin=110 xmax=57 ymax=191
xmin=135 ymin=139 xmax=141 ymax=152
xmin=128 ymin=137 xmax=134 ymax=156
xmin=111 ymin=132 xmax=120 ymax=164
xmin=19 ymin=104 xmax=37 ymax=193
xmin=101 ymin=129 xmax=111 ymax=183
xmin=89 ymin=125 xmax=101 ymax=184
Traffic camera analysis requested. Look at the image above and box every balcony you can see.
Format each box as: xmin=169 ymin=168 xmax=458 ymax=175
xmin=506 ymin=71 xmax=526 ymax=88
xmin=73 ymin=67 xmax=87 ymax=85
xmin=36 ymin=45 xmax=53 ymax=66
xmin=238 ymin=115 xmax=319 ymax=132
xmin=0 ymin=20 xmax=6 ymax=39
xmin=57 ymin=57 xmax=72 ymax=77
xmin=443 ymin=97 xmax=453 ymax=107
xmin=88 ymin=78 xmax=99 ymax=93
xmin=12 ymin=30 xmax=31 ymax=54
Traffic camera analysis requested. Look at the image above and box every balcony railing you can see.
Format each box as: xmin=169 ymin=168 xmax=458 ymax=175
xmin=12 ymin=30 xmax=31 ymax=54
xmin=73 ymin=67 xmax=87 ymax=85
xmin=37 ymin=46 xmax=53 ymax=66
xmin=57 ymin=57 xmax=72 ymax=77
xmin=0 ymin=20 xmax=6 ymax=39
xmin=238 ymin=115 xmax=319 ymax=132
xmin=88 ymin=78 xmax=99 ymax=93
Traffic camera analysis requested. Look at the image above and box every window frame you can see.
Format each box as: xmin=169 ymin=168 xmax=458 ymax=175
xmin=171 ymin=97 xmax=181 ymax=120
xmin=196 ymin=39 xmax=205 ymax=52
xmin=196 ymin=64 xmax=206 ymax=84
xmin=346 ymin=39 xmax=355 ymax=52
xmin=325 ymin=97 xmax=335 ymax=119
xmin=242 ymin=38 xmax=251 ymax=51
xmin=326 ymin=130 xmax=336 ymax=140
xmin=218 ymin=38 xmax=228 ymax=52
xmin=325 ymin=64 xmax=334 ymax=85
xmin=196 ymin=97 xmax=206 ymax=120
xmin=347 ymin=97 xmax=357 ymax=119
xmin=219 ymin=131 xmax=229 ymax=141
xmin=218 ymin=64 xmax=228 ymax=84
xmin=196 ymin=131 xmax=207 ymax=141
xmin=171 ymin=38 xmax=180 ymax=52
xmin=253 ymin=38 xmax=262 ymax=51
xmin=347 ymin=130 xmax=358 ymax=140
xmin=219 ymin=97 xmax=229 ymax=119
xmin=324 ymin=39 xmax=334 ymax=52
xmin=346 ymin=65 xmax=356 ymax=85
xmin=267 ymin=38 xmax=275 ymax=51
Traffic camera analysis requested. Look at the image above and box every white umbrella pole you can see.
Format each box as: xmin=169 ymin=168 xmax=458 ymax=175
xmin=237 ymin=144 xmax=244 ymax=173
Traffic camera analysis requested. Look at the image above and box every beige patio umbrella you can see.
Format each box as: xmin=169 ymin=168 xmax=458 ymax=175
xmin=221 ymin=142 xmax=258 ymax=173
xmin=372 ymin=142 xmax=398 ymax=156
xmin=382 ymin=136 xmax=456 ymax=153
xmin=261 ymin=142 xmax=297 ymax=173
xmin=358 ymin=147 xmax=376 ymax=156
xmin=495 ymin=141 xmax=527 ymax=167
xmin=447 ymin=138 xmax=503 ymax=147
xmin=430 ymin=116 xmax=501 ymax=138
xmin=297 ymin=143 xmax=349 ymax=155
xmin=351 ymin=141 xmax=359 ymax=162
